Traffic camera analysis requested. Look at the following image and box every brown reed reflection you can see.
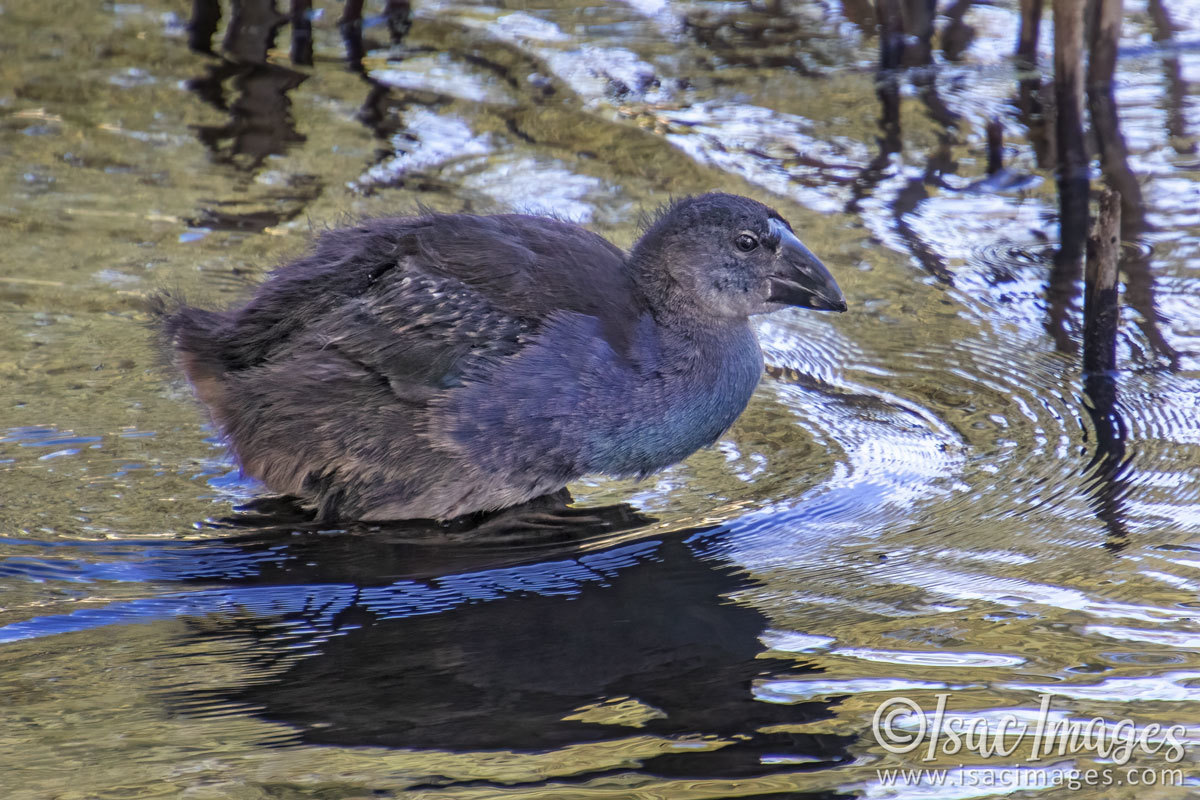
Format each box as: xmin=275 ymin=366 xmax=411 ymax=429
xmin=182 ymin=0 xmax=422 ymax=231
xmin=846 ymin=0 xmax=957 ymax=284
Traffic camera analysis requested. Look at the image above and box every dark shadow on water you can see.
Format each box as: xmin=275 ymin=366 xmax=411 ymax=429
xmin=0 ymin=495 xmax=852 ymax=792
xmin=204 ymin=488 xmax=659 ymax=572
xmin=160 ymin=501 xmax=854 ymax=790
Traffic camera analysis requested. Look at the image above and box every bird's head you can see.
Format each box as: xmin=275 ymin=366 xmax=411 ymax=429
xmin=630 ymin=193 xmax=846 ymax=320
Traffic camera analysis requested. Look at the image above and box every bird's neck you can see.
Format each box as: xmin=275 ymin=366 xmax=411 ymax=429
xmin=652 ymin=309 xmax=751 ymax=363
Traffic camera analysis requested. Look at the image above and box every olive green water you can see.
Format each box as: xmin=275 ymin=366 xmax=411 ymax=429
xmin=2 ymin=1 xmax=1200 ymax=798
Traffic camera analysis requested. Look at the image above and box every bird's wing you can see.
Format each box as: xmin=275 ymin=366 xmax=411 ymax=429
xmin=400 ymin=213 xmax=642 ymax=354
xmin=301 ymin=271 xmax=536 ymax=404
xmin=209 ymin=213 xmax=642 ymax=400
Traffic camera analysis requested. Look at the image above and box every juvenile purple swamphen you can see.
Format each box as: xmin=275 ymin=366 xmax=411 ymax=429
xmin=157 ymin=193 xmax=846 ymax=521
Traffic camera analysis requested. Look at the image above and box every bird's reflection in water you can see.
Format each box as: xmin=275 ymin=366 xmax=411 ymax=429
xmin=172 ymin=495 xmax=853 ymax=790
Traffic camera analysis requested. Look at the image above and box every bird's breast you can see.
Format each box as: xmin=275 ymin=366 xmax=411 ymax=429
xmin=437 ymin=315 xmax=763 ymax=482
xmin=584 ymin=323 xmax=764 ymax=477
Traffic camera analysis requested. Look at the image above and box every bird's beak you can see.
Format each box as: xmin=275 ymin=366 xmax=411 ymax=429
xmin=766 ymin=219 xmax=847 ymax=312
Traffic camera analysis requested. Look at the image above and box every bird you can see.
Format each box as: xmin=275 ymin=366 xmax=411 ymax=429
xmin=156 ymin=193 xmax=846 ymax=522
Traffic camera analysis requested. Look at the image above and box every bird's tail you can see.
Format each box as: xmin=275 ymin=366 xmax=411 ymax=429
xmin=145 ymin=291 xmax=234 ymax=416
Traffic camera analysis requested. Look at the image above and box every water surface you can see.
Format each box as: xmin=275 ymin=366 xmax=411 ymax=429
xmin=2 ymin=1 xmax=1199 ymax=798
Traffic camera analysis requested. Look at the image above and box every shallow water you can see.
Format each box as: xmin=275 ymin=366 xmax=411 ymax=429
xmin=2 ymin=0 xmax=1200 ymax=797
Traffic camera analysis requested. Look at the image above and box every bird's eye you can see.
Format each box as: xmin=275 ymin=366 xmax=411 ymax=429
xmin=735 ymin=233 xmax=759 ymax=252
